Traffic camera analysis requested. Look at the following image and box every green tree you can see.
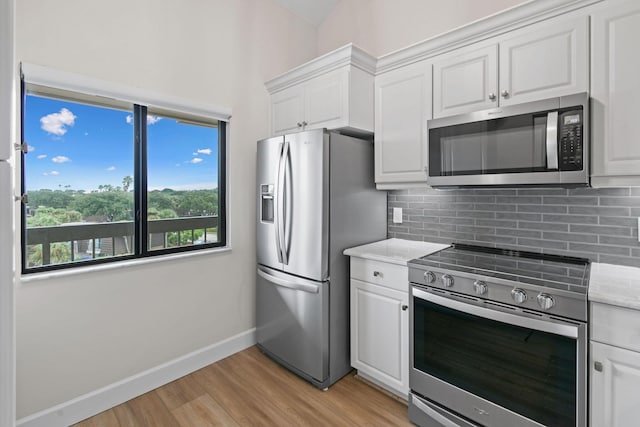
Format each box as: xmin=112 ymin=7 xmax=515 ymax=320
xmin=28 ymin=189 xmax=74 ymax=209
xmin=122 ymin=175 xmax=133 ymax=192
xmin=70 ymin=192 xmax=133 ymax=221
xmin=27 ymin=207 xmax=83 ymax=227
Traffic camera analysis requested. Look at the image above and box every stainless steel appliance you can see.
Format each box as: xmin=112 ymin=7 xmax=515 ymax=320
xmin=256 ymin=128 xmax=386 ymax=389
xmin=427 ymin=93 xmax=589 ymax=188
xmin=408 ymin=244 xmax=589 ymax=427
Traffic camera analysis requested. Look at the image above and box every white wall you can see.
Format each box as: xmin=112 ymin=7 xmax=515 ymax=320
xmin=15 ymin=0 xmax=316 ymax=418
xmin=317 ymin=0 xmax=528 ymax=57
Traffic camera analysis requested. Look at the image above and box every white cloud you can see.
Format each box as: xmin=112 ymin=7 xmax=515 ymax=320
xmin=190 ymin=158 xmax=203 ymax=164
xmin=40 ymin=108 xmax=76 ymax=136
xmin=37 ymin=154 xmax=47 ymax=159
xmin=106 ymin=166 xmax=116 ymax=171
xmin=195 ymin=148 xmax=212 ymax=155
xmin=42 ymin=172 xmax=48 ymax=176
xmin=52 ymin=156 xmax=71 ymax=163
xmin=50 ymin=171 xmax=59 ymax=176
xmin=28 ymin=145 xmax=36 ymax=152
xmin=125 ymin=115 xmax=161 ymax=125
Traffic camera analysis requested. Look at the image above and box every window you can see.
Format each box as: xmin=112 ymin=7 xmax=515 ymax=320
xmin=21 ymin=72 xmax=227 ymax=273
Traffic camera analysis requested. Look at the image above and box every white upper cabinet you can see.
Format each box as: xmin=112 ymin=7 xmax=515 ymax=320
xmin=433 ymin=44 xmax=498 ymax=118
xmin=433 ymin=15 xmax=589 ymax=119
xmin=266 ymin=44 xmax=376 ymax=136
xmin=271 ymin=85 xmax=304 ymax=136
xmin=499 ymin=15 xmax=589 ymax=106
xmin=591 ymin=0 xmax=640 ymax=187
xmin=374 ymin=60 xmax=432 ymax=187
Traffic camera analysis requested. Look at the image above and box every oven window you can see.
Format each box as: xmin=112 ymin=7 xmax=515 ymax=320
xmin=414 ymin=298 xmax=576 ymax=427
xmin=429 ymin=113 xmax=548 ymax=176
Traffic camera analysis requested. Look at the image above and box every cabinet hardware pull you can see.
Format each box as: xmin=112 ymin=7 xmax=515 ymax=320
xmin=501 ymin=90 xmax=509 ymax=98
xmin=594 ymin=361 xmax=603 ymax=372
xmin=402 ymin=305 xmax=408 ymax=311
xmin=373 ymin=271 xmax=381 ymax=277
xmin=296 ymin=122 xmax=302 ymax=127
xmin=488 ymin=93 xmax=496 ymax=101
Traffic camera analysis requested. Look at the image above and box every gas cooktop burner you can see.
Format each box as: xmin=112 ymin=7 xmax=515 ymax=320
xmin=410 ymin=243 xmax=590 ymax=294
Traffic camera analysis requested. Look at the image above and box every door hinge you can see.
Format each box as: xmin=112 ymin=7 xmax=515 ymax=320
xmin=15 ymin=194 xmax=28 ymax=204
xmin=14 ymin=142 xmax=28 ymax=154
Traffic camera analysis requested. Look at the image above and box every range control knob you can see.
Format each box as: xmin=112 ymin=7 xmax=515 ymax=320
xmin=424 ymin=271 xmax=436 ymax=284
xmin=537 ymin=293 xmax=555 ymax=310
xmin=473 ymin=280 xmax=488 ymax=295
xmin=511 ymin=288 xmax=527 ymax=304
xmin=442 ymin=274 xmax=454 ymax=288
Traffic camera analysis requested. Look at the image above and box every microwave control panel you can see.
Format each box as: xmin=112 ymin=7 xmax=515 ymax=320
xmin=558 ymin=109 xmax=583 ymax=171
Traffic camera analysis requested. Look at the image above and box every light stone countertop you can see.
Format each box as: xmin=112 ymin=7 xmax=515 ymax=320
xmin=589 ymin=262 xmax=640 ymax=310
xmin=343 ymin=238 xmax=450 ymax=266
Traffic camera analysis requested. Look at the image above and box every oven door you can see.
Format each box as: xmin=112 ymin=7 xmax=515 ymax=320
xmin=410 ymin=286 xmax=586 ymax=427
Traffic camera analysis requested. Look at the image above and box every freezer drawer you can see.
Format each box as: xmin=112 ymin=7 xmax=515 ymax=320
xmin=256 ymin=265 xmax=329 ymax=385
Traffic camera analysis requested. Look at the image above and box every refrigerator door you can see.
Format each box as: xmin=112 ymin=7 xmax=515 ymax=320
xmin=256 ymin=265 xmax=329 ymax=384
xmin=256 ymin=135 xmax=284 ymax=271
xmin=282 ymin=129 xmax=329 ymax=281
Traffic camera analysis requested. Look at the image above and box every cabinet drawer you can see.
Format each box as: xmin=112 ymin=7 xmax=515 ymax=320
xmin=591 ymin=302 xmax=640 ymax=353
xmin=350 ymin=258 xmax=408 ymax=292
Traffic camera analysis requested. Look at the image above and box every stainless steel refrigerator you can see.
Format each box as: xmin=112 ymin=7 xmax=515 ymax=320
xmin=256 ymin=128 xmax=386 ymax=389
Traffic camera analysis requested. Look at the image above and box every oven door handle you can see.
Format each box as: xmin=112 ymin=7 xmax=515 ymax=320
xmin=412 ymin=287 xmax=579 ymax=338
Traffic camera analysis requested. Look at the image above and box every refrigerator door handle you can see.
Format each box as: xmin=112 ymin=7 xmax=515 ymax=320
xmin=282 ymin=140 xmax=292 ymax=264
xmin=274 ymin=141 xmax=286 ymax=263
xmin=257 ymin=268 xmax=319 ymax=294
xmin=277 ymin=140 xmax=290 ymax=265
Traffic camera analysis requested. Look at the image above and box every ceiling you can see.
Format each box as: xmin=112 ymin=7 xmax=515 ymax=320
xmin=272 ymin=0 xmax=339 ymax=26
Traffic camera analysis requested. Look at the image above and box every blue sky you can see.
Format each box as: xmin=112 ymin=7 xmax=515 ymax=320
xmin=24 ymin=94 xmax=219 ymax=192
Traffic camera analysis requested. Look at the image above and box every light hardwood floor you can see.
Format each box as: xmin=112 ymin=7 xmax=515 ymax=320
xmin=74 ymin=346 xmax=412 ymax=426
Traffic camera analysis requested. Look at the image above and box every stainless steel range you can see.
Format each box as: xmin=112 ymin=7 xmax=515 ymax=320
xmin=407 ymin=244 xmax=590 ymax=427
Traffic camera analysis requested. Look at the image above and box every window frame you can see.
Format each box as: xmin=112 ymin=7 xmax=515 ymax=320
xmin=20 ymin=64 xmax=230 ymax=274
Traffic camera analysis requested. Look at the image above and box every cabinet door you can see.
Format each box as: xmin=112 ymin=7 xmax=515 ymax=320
xmin=499 ymin=15 xmax=588 ymax=106
xmin=303 ymin=67 xmax=348 ymax=131
xmin=351 ymin=278 xmax=408 ymax=397
xmin=433 ymin=44 xmax=498 ymax=118
xmin=374 ymin=60 xmax=432 ymax=186
xmin=591 ymin=0 xmax=640 ymax=187
xmin=271 ymin=85 xmax=304 ymax=136
xmin=591 ymin=341 xmax=640 ymax=427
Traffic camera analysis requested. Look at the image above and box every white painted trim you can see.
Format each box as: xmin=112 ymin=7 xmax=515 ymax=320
xmin=16 ymin=328 xmax=256 ymax=427
xmin=21 ymin=63 xmax=232 ymax=122
xmin=0 ymin=0 xmax=16 ymax=426
xmin=20 ymin=246 xmax=233 ymax=284
xmin=265 ymin=43 xmax=377 ymax=93
xmin=376 ymin=0 xmax=603 ymax=74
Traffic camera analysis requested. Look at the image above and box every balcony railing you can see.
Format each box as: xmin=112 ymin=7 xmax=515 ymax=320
xmin=26 ymin=216 xmax=218 ymax=267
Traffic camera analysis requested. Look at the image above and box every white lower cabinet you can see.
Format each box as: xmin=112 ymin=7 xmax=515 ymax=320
xmin=591 ymin=341 xmax=640 ymax=427
xmin=590 ymin=301 xmax=640 ymax=427
xmin=350 ymin=258 xmax=409 ymax=397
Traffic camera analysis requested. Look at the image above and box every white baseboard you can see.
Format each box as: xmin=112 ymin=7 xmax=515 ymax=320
xmin=16 ymin=328 xmax=256 ymax=427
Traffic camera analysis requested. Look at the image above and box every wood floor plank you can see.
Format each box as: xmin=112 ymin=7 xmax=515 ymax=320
xmin=111 ymin=404 xmax=139 ymax=427
xmin=156 ymin=373 xmax=207 ymax=411
xmin=73 ymin=409 xmax=120 ymax=427
xmin=171 ymin=394 xmax=240 ymax=427
xmin=75 ymin=345 xmax=412 ymax=427
xmin=123 ymin=390 xmax=179 ymax=426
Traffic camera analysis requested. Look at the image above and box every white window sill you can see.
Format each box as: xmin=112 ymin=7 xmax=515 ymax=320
xmin=19 ymin=245 xmax=232 ymax=284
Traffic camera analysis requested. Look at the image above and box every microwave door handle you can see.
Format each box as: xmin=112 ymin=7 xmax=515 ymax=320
xmin=546 ymin=111 xmax=559 ymax=170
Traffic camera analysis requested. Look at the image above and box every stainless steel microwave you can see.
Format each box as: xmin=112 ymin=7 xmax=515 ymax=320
xmin=427 ymin=92 xmax=589 ymax=188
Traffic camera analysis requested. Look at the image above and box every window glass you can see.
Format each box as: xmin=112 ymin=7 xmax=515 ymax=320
xmin=21 ymin=86 xmax=227 ymax=273
xmin=23 ymin=94 xmax=134 ymax=268
xmin=146 ymin=116 xmax=221 ymax=250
